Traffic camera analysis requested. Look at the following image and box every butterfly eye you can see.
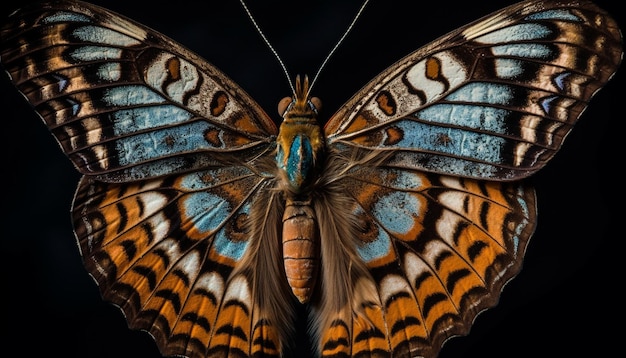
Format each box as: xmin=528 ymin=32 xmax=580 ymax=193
xmin=278 ymin=96 xmax=293 ymax=116
xmin=310 ymin=97 xmax=322 ymax=113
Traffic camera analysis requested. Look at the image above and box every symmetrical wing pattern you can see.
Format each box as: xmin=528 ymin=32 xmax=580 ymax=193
xmin=0 ymin=0 xmax=621 ymax=358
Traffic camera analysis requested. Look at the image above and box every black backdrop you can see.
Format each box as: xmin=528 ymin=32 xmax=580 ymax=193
xmin=0 ymin=0 xmax=622 ymax=357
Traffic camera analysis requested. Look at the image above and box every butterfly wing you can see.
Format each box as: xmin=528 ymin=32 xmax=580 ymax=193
xmin=72 ymin=168 xmax=280 ymax=358
xmin=321 ymin=0 xmax=621 ymax=357
xmin=1 ymin=0 xmax=277 ymax=183
xmin=320 ymin=168 xmax=535 ymax=358
xmin=325 ymin=0 xmax=622 ymax=181
xmin=1 ymin=1 xmax=283 ymax=357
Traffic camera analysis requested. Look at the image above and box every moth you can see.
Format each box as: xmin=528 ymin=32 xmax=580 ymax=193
xmin=0 ymin=0 xmax=621 ymax=357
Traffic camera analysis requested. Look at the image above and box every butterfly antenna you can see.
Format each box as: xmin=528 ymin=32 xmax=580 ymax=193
xmin=239 ymin=0 xmax=370 ymax=99
xmin=239 ymin=0 xmax=296 ymax=96
xmin=308 ymin=0 xmax=370 ymax=96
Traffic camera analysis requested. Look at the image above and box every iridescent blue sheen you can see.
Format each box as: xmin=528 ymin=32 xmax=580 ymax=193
xmin=386 ymin=119 xmax=507 ymax=164
xmin=373 ymin=191 xmax=421 ymax=236
xmin=115 ymin=121 xmax=224 ymax=166
xmin=526 ymin=9 xmax=581 ymax=21
xmin=182 ymin=192 xmax=230 ymax=235
xmin=213 ymin=204 xmax=251 ymax=260
xmin=278 ymin=134 xmax=315 ymax=189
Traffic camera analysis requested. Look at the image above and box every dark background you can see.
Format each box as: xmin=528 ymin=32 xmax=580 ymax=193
xmin=1 ymin=0 xmax=622 ymax=357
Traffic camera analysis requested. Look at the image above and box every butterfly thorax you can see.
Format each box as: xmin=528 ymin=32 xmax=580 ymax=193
xmin=275 ymin=76 xmax=325 ymax=194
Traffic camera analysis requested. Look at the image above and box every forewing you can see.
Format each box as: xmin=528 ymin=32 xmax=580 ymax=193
xmin=72 ymin=166 xmax=281 ymax=358
xmin=325 ymin=0 xmax=622 ymax=181
xmin=0 ymin=0 xmax=277 ymax=182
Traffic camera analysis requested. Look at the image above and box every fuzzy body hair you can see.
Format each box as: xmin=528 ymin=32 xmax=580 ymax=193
xmin=233 ymin=148 xmax=387 ymax=355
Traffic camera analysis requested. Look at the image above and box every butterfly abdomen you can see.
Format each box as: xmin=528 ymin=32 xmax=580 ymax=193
xmin=282 ymin=198 xmax=320 ymax=303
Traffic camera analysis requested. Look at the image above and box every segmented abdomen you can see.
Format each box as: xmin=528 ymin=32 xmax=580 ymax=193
xmin=282 ymin=199 xmax=320 ymax=303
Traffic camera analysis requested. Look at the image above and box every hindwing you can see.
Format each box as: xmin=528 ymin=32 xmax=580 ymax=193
xmin=72 ymin=165 xmax=281 ymax=358
xmin=319 ymin=163 xmax=535 ymax=357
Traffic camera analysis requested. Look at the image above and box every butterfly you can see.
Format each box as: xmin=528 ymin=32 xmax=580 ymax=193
xmin=0 ymin=0 xmax=622 ymax=357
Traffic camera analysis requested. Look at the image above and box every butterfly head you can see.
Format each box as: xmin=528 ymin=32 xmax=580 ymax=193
xmin=277 ymin=74 xmax=322 ymax=117
xmin=276 ymin=75 xmax=325 ymax=194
